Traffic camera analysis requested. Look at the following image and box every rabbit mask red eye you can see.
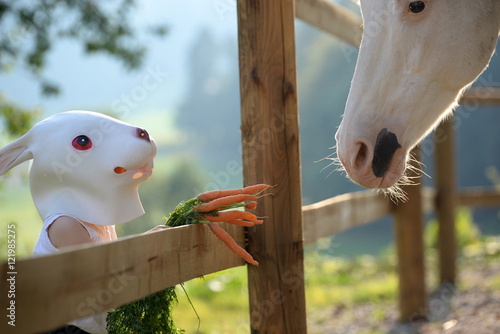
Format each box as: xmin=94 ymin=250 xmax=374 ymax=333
xmin=72 ymin=135 xmax=93 ymax=150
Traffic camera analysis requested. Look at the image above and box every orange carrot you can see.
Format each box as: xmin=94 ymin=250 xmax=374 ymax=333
xmin=197 ymin=184 xmax=271 ymax=202
xmin=200 ymin=210 xmax=258 ymax=223
xmin=195 ymin=194 xmax=259 ymax=212
xmin=245 ymin=201 xmax=257 ymax=210
xmin=226 ymin=219 xmax=255 ymax=227
xmin=208 ymin=222 xmax=258 ymax=265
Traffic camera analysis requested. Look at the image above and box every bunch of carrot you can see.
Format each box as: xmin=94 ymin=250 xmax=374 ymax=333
xmin=193 ymin=183 xmax=270 ymax=265
xmin=107 ymin=184 xmax=270 ymax=333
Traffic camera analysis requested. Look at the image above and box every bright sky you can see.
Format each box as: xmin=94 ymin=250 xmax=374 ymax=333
xmin=0 ymin=0 xmax=238 ymax=121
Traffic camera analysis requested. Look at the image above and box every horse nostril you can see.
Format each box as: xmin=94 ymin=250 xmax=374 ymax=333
xmin=137 ymin=128 xmax=150 ymax=142
xmin=354 ymin=142 xmax=369 ymax=171
xmin=372 ymin=128 xmax=401 ymax=178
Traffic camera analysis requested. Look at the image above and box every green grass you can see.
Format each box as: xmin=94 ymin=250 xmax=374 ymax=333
xmin=0 ymin=182 xmax=40 ymax=259
xmin=305 ymin=254 xmax=398 ymax=307
xmin=172 ymin=268 xmax=250 ymax=334
xmin=167 ymin=250 xmax=400 ymax=334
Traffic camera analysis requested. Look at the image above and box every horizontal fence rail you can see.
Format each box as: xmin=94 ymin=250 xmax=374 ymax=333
xmin=2 ymin=185 xmax=497 ymax=333
xmin=302 ymin=191 xmax=391 ymax=245
xmin=457 ymin=187 xmax=500 ymax=207
xmin=461 ymin=87 xmax=500 ymax=103
xmin=295 ymin=0 xmax=362 ymax=47
xmin=422 ymin=186 xmax=500 ymax=211
xmin=304 ymin=186 xmax=500 ymax=247
xmin=0 ymin=224 xmax=244 ymax=333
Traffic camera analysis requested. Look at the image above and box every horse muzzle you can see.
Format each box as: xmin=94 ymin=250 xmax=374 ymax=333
xmin=336 ymin=128 xmax=406 ymax=189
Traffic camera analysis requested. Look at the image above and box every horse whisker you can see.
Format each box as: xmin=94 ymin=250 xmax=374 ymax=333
xmin=320 ymin=146 xmax=428 ymax=204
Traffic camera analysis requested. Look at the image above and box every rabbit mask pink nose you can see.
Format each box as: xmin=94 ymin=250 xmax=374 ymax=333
xmin=0 ymin=110 xmax=157 ymax=226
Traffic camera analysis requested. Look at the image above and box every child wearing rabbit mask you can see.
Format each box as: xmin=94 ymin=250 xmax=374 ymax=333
xmin=0 ymin=111 xmax=162 ymax=333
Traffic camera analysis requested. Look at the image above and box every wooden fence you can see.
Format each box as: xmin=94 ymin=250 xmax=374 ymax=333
xmin=1 ymin=0 xmax=499 ymax=332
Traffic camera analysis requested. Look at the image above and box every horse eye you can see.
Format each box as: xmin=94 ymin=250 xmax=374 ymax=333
xmin=408 ymin=1 xmax=426 ymax=14
xmin=72 ymin=135 xmax=93 ymax=150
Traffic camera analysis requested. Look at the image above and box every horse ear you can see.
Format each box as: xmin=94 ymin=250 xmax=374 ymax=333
xmin=0 ymin=134 xmax=33 ymax=175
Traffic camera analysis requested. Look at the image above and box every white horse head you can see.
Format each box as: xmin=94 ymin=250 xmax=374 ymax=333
xmin=335 ymin=0 xmax=500 ymax=194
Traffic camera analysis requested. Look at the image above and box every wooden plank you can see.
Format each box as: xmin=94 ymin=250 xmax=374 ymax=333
xmin=302 ymin=191 xmax=391 ymax=245
xmin=461 ymin=87 xmax=500 ymax=103
xmin=458 ymin=188 xmax=500 ymax=207
xmin=393 ymin=148 xmax=427 ymax=321
xmin=421 ymin=186 xmax=436 ymax=214
xmin=295 ymin=0 xmax=362 ymax=47
xmin=422 ymin=186 xmax=500 ymax=210
xmin=0 ymin=224 xmax=244 ymax=333
xmin=237 ymin=0 xmax=308 ymax=332
xmin=302 ymin=185 xmax=500 ymax=247
xmin=435 ymin=119 xmax=457 ymax=285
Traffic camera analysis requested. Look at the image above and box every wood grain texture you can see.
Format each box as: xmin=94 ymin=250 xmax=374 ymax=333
xmin=237 ymin=0 xmax=308 ymax=332
xmin=296 ymin=0 xmax=362 ymax=47
xmin=0 ymin=224 xmax=244 ymax=333
xmin=421 ymin=186 xmax=500 ymax=211
xmin=458 ymin=188 xmax=500 ymax=207
xmin=302 ymin=187 xmax=500 ymax=246
xmin=303 ymin=191 xmax=391 ymax=245
xmin=393 ymin=148 xmax=428 ymax=322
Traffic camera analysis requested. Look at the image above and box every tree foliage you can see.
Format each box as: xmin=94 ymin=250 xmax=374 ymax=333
xmin=0 ymin=0 xmax=167 ymax=134
xmin=0 ymin=0 xmax=167 ymax=95
xmin=0 ymin=96 xmax=40 ymax=136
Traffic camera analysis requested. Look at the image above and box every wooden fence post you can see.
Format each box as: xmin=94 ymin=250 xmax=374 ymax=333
xmin=393 ymin=148 xmax=427 ymax=321
xmin=237 ymin=0 xmax=308 ymax=332
xmin=435 ymin=118 xmax=457 ymax=285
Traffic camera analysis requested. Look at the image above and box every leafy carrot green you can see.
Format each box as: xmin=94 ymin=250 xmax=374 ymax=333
xmin=106 ymin=286 xmax=182 ymax=334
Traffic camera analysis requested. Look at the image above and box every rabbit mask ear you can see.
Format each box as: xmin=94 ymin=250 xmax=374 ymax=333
xmin=0 ymin=133 xmax=33 ymax=175
xmin=9 ymin=110 xmax=157 ymax=226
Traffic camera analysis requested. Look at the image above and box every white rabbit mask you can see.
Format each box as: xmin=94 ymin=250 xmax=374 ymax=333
xmin=0 ymin=110 xmax=157 ymax=226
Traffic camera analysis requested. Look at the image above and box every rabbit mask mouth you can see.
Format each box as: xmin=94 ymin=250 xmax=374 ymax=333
xmin=114 ymin=163 xmax=154 ymax=178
